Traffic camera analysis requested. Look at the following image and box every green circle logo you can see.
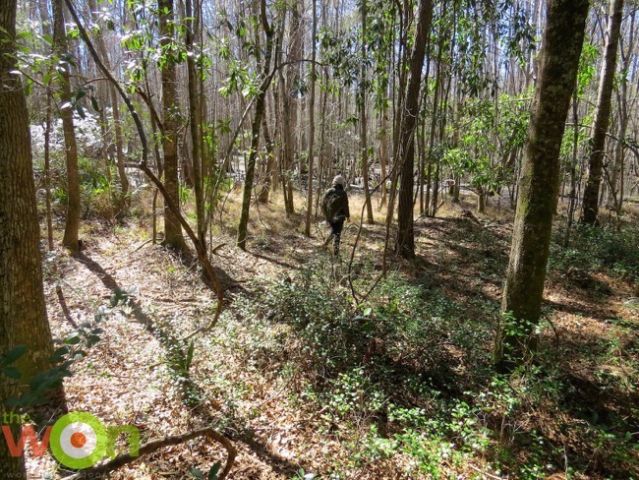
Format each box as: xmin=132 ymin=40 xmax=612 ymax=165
xmin=49 ymin=412 xmax=108 ymax=469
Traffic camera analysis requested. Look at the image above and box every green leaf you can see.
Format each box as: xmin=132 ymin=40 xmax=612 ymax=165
xmin=2 ymin=345 xmax=27 ymax=365
xmin=51 ymin=346 xmax=70 ymax=362
xmin=208 ymin=462 xmax=221 ymax=480
xmin=3 ymin=367 xmax=21 ymax=379
xmin=64 ymin=335 xmax=81 ymax=345
xmin=189 ymin=467 xmax=204 ymax=479
xmin=90 ymin=96 xmax=101 ymax=112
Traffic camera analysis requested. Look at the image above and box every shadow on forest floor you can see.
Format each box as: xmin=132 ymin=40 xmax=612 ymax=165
xmin=74 ymin=251 xmax=307 ymax=478
xmin=225 ymin=212 xmax=639 ymax=478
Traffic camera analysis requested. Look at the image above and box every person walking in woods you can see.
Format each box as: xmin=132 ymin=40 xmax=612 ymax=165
xmin=322 ymin=175 xmax=350 ymax=256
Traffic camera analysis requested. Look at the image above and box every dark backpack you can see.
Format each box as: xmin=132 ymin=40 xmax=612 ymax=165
xmin=323 ymin=188 xmax=348 ymax=222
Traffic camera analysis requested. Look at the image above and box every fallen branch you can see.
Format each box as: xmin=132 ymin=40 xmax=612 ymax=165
xmin=64 ymin=427 xmax=236 ymax=480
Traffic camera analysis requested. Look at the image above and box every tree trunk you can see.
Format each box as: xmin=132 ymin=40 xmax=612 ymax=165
xmin=304 ymin=0 xmax=317 ymax=236
xmin=609 ymin=11 xmax=634 ymax=216
xmin=159 ymin=0 xmax=187 ymax=251
xmin=237 ymin=0 xmax=274 ymax=250
xmin=185 ymin=0 xmax=206 ymax=247
xmin=53 ymin=0 xmax=81 ymax=253
xmin=1 ymin=2 xmax=56 ymax=475
xmin=580 ymin=0 xmax=624 ymax=225
xmin=282 ymin=4 xmax=302 ymax=216
xmin=477 ymin=189 xmax=486 ymax=214
xmin=565 ymin=90 xmax=580 ymax=246
xmin=109 ymin=84 xmax=130 ymax=216
xmin=379 ymin=108 xmax=389 ymax=208
xmin=87 ymin=0 xmax=129 ymax=216
xmin=498 ymin=0 xmax=589 ymax=369
xmin=359 ymin=0 xmax=375 ymax=224
xmin=395 ymin=0 xmax=433 ymax=259
xmin=258 ymin=102 xmax=275 ymax=203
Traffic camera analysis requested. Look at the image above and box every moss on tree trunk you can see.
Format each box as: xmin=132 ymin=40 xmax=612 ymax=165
xmin=498 ymin=0 xmax=589 ymax=369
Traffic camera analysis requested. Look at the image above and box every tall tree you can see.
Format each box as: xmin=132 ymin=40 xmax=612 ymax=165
xmin=237 ymin=0 xmax=275 ymax=249
xmin=580 ymin=0 xmax=624 ymax=225
xmin=87 ymin=0 xmax=130 ymax=217
xmin=1 ymin=1 xmax=56 ymax=476
xmin=281 ymin=3 xmax=302 ymax=216
xmin=185 ymin=0 xmax=206 ymax=246
xmin=395 ymin=0 xmax=433 ymax=259
xmin=498 ymin=0 xmax=590 ymax=369
xmin=359 ymin=0 xmax=375 ymax=224
xmin=159 ymin=0 xmax=187 ymax=251
xmin=304 ymin=0 xmax=318 ymax=236
xmin=53 ymin=0 xmax=81 ymax=253
xmin=608 ymin=10 xmax=635 ymax=215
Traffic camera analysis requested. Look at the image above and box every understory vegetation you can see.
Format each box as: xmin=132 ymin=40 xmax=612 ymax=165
xmin=3 ymin=0 xmax=639 ymax=478
xmin=167 ymin=208 xmax=638 ymax=479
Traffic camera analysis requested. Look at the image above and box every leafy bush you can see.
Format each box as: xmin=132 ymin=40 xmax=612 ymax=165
xmin=250 ymin=261 xmax=489 ymax=383
xmin=551 ymin=224 xmax=639 ymax=282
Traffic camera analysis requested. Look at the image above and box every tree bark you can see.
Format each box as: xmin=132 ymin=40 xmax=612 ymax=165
xmin=237 ymin=0 xmax=274 ymax=250
xmin=304 ymin=0 xmax=318 ymax=236
xmin=185 ymin=0 xmax=206 ymax=246
xmin=359 ymin=0 xmax=375 ymax=224
xmin=159 ymin=0 xmax=187 ymax=251
xmin=1 ymin=2 xmax=56 ymax=475
xmin=498 ymin=0 xmax=589 ymax=369
xmin=580 ymin=0 xmax=624 ymax=225
xmin=87 ymin=0 xmax=129 ymax=217
xmin=395 ymin=0 xmax=433 ymax=259
xmin=608 ymin=10 xmax=634 ymax=216
xmin=282 ymin=4 xmax=302 ymax=216
xmin=53 ymin=0 xmax=81 ymax=253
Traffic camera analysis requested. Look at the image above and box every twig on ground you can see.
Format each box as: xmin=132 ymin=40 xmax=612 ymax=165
xmin=64 ymin=427 xmax=236 ymax=480
xmin=467 ymin=463 xmax=505 ymax=480
xmin=133 ymin=239 xmax=154 ymax=252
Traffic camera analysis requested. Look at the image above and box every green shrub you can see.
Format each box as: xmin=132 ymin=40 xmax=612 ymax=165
xmin=551 ymin=224 xmax=639 ymax=281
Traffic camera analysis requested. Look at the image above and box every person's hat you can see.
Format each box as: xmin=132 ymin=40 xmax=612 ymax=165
xmin=332 ymin=175 xmax=346 ymax=187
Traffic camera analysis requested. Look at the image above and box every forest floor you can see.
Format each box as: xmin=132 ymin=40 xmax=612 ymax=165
xmin=28 ymin=191 xmax=639 ymax=480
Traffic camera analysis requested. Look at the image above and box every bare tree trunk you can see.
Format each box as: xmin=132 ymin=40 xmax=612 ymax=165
xmin=87 ymin=0 xmax=129 ymax=216
xmin=237 ymin=0 xmax=274 ymax=250
xmin=282 ymin=3 xmax=302 ymax=216
xmin=185 ymin=0 xmax=206 ymax=247
xmin=110 ymin=84 xmax=130 ymax=216
xmin=379 ymin=108 xmax=389 ymax=208
xmin=395 ymin=0 xmax=433 ymax=259
xmin=581 ymin=0 xmax=624 ymax=225
xmin=359 ymin=0 xmax=375 ymax=224
xmin=53 ymin=0 xmax=81 ymax=253
xmin=304 ymin=0 xmax=317 ymax=236
xmin=159 ymin=0 xmax=187 ymax=251
xmin=565 ymin=90 xmax=580 ymax=246
xmin=258 ymin=102 xmax=275 ymax=203
xmin=1 ymin=3 xmax=57 ymax=475
xmin=608 ymin=10 xmax=634 ymax=216
xmin=315 ymin=49 xmax=329 ymax=215
xmin=498 ymin=0 xmax=589 ymax=369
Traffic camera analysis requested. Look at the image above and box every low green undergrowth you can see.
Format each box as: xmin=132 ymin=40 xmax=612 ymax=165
xmin=222 ymin=257 xmax=638 ymax=478
xmin=551 ymin=224 xmax=639 ymax=283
